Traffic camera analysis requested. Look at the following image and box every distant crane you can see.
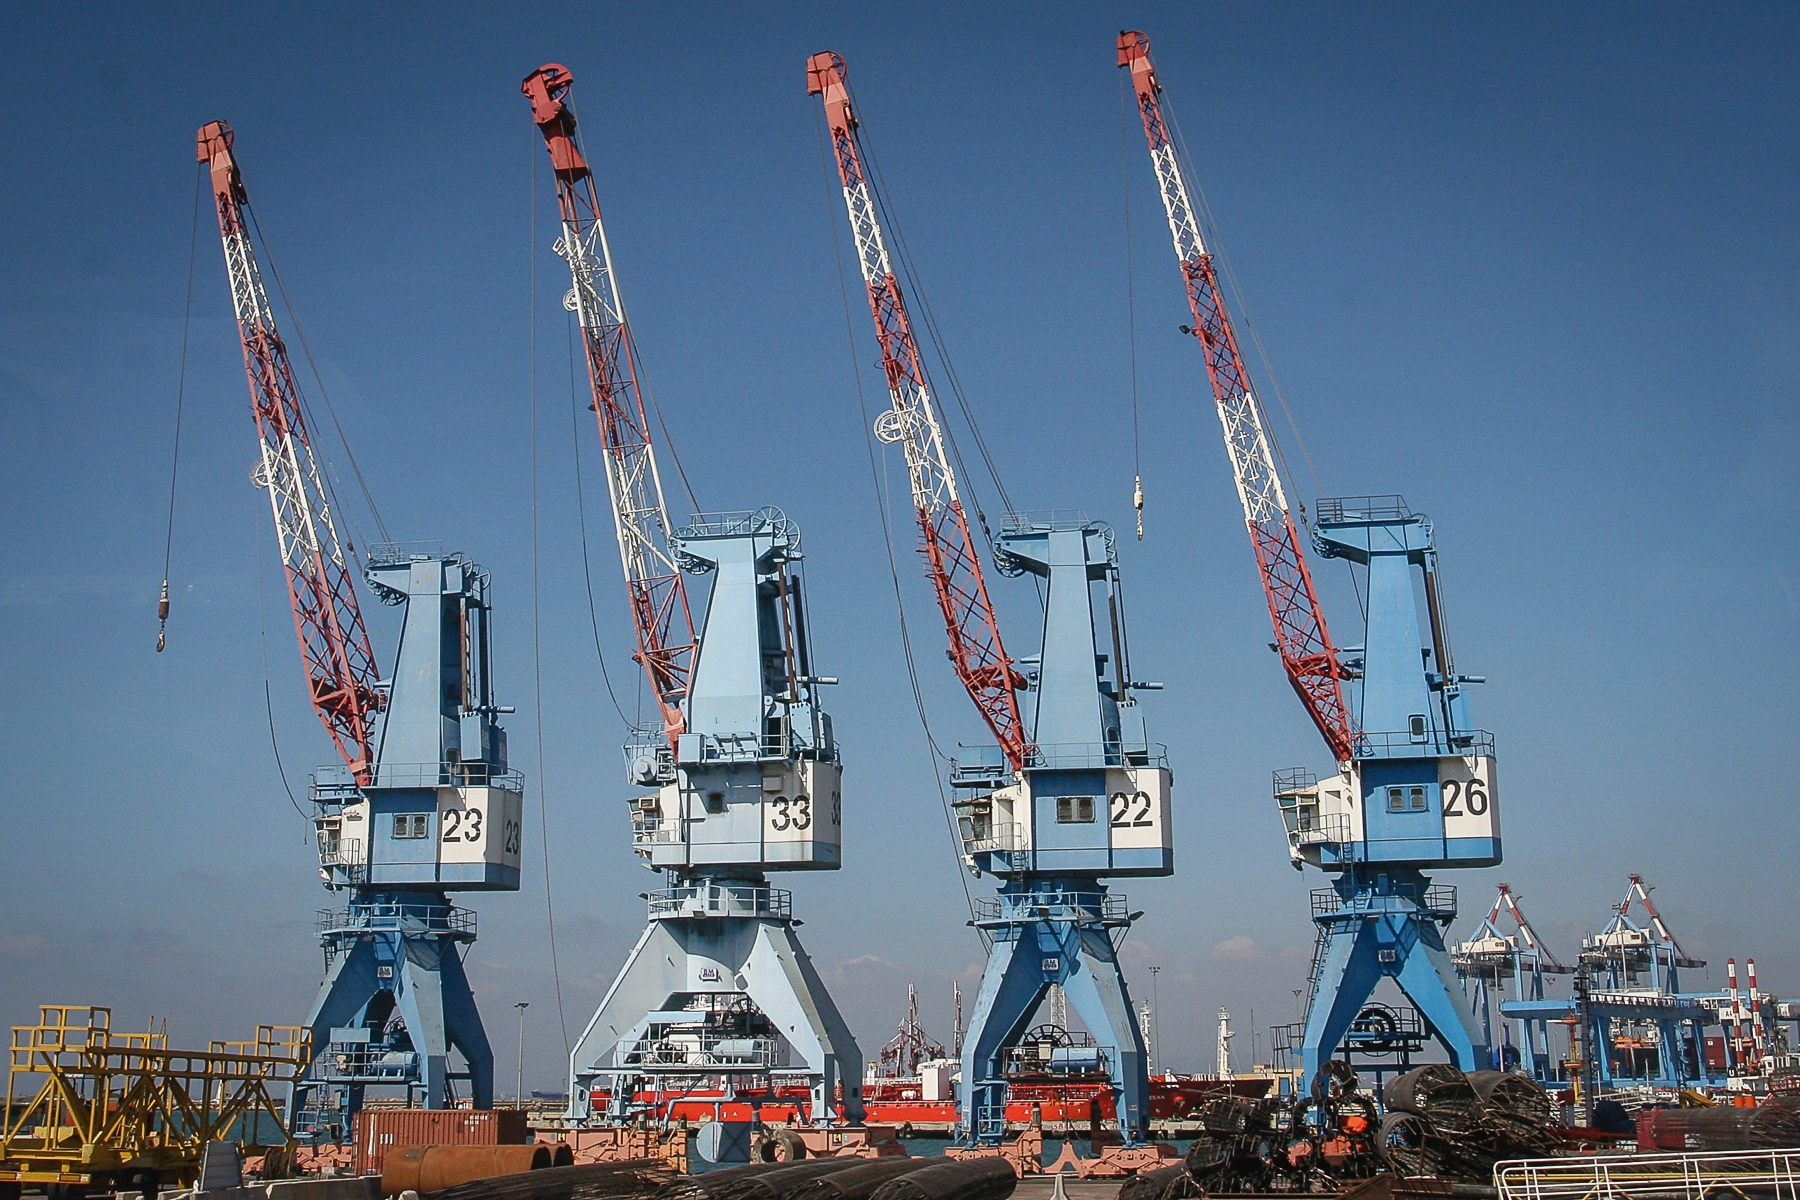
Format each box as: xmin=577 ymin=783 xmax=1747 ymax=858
xmin=1120 ymin=30 xmax=1499 ymax=1085
xmin=198 ymin=122 xmax=522 ymax=1130
xmin=1453 ymin=884 xmax=1573 ymax=1075
xmin=811 ymin=50 xmax=1172 ymax=1145
xmin=524 ymin=63 xmax=861 ymax=1128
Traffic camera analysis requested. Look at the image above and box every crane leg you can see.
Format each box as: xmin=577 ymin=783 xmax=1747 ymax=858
xmin=565 ymin=888 xmax=861 ymax=1127
xmin=959 ymin=887 xmax=1148 ymax=1145
xmin=1302 ymin=875 xmax=1487 ymax=1085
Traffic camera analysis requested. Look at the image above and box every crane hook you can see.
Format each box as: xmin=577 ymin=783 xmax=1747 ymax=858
xmin=156 ymin=578 xmax=170 ymax=652
xmin=1133 ymin=475 xmax=1145 ymax=540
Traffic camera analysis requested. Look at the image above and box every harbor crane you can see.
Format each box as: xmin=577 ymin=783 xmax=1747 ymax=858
xmin=197 ymin=122 xmax=522 ymax=1131
xmin=524 ymin=64 xmax=861 ymax=1128
xmin=1119 ymin=30 xmax=1499 ymax=1084
xmin=809 ymin=51 xmax=1172 ymax=1144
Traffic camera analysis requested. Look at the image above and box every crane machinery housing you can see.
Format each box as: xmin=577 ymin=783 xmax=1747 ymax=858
xmin=809 ymin=51 xmax=1172 ymax=1145
xmin=523 ymin=64 xmax=862 ymax=1129
xmin=198 ymin=122 xmax=522 ymax=1133
xmin=1119 ymin=31 xmax=1500 ymax=1087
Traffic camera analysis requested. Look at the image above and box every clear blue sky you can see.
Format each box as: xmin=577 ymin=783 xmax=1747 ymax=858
xmin=2 ymin=2 xmax=1795 ymax=1090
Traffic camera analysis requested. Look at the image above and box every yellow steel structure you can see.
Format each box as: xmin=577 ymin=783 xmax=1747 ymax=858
xmin=0 ymin=1006 xmax=310 ymax=1194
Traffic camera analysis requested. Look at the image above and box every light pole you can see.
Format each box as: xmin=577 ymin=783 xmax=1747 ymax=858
xmin=513 ymin=1002 xmax=529 ymax=1107
xmin=1147 ymin=966 xmax=1162 ymax=1074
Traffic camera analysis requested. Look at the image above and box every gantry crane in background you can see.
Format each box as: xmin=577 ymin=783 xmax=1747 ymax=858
xmin=1453 ymin=884 xmax=1573 ymax=1076
xmin=810 ymin=51 xmax=1172 ymax=1145
xmin=524 ymin=64 xmax=861 ymax=1130
xmin=198 ymin=122 xmax=523 ymax=1134
xmin=1119 ymin=31 xmax=1500 ymax=1086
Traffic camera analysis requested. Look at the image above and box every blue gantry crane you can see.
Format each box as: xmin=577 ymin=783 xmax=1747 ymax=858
xmin=1120 ymin=34 xmax=1500 ymax=1087
xmin=198 ymin=123 xmax=522 ymax=1132
xmin=809 ymin=53 xmax=1173 ymax=1144
xmin=524 ymin=65 xmax=861 ymax=1130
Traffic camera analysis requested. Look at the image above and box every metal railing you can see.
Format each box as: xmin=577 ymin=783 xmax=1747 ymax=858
xmin=317 ymin=902 xmax=477 ymax=938
xmin=1292 ymin=813 xmax=1354 ymax=846
xmin=1311 ymin=883 xmax=1457 ymax=921
xmin=999 ymin=509 xmax=1094 ymax=535
xmin=646 ymin=884 xmax=792 ymax=921
xmin=966 ymin=822 xmax=1024 ymax=854
xmin=1355 ymin=729 xmax=1496 ymax=759
xmin=679 ymin=508 xmax=796 ymax=543
xmin=974 ymin=892 xmax=1129 ymax=926
xmin=1025 ymin=741 xmax=1169 ymax=770
xmin=317 ymin=837 xmax=362 ymax=867
xmin=311 ymin=760 xmax=524 ymax=797
xmin=315 ymin=1044 xmax=420 ymax=1082
xmin=626 ymin=1033 xmax=780 ymax=1072
xmin=1274 ymin=766 xmax=1318 ymax=794
xmin=1495 ymin=1148 xmax=1800 ymax=1200
xmin=1315 ymin=496 xmax=1412 ymax=524
xmin=631 ymin=816 xmax=683 ymax=846
xmin=366 ymin=540 xmax=449 ymax=564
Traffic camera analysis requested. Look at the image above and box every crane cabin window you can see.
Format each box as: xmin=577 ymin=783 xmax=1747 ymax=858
xmin=393 ymin=813 xmax=430 ymax=839
xmin=1056 ymin=795 xmax=1097 ymax=824
xmin=1386 ymin=786 xmax=1429 ymax=813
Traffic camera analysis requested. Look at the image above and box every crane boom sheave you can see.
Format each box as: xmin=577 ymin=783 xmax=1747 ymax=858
xmin=197 ymin=120 xmax=383 ymax=784
xmin=523 ymin=64 xmax=696 ymax=743
xmin=1117 ymin=32 xmax=1356 ymax=764
xmin=806 ymin=51 xmax=1030 ymax=772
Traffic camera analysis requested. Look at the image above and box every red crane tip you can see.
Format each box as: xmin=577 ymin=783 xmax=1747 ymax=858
xmin=196 ymin=121 xmax=233 ymax=161
xmin=805 ymin=51 xmax=844 ymax=95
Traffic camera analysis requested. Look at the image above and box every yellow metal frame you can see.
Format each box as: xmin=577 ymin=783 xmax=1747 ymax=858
xmin=0 ymin=1006 xmax=311 ymax=1187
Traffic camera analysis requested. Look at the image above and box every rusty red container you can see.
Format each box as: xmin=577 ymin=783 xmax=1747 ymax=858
xmin=352 ymin=1109 xmax=531 ymax=1175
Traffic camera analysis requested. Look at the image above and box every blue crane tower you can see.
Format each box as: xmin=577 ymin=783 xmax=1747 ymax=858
xmin=808 ymin=53 xmax=1171 ymax=1144
xmin=524 ymin=66 xmax=861 ymax=1129
xmin=950 ymin=516 xmax=1171 ymax=1144
xmin=197 ymin=123 xmax=521 ymax=1132
xmin=1120 ymin=35 xmax=1498 ymax=1088
xmin=1273 ymin=498 xmax=1498 ymax=1083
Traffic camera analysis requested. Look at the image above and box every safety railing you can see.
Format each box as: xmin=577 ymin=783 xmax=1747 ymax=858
xmin=312 ymin=760 xmax=524 ymax=798
xmin=1292 ymin=813 xmax=1354 ymax=847
xmin=1026 ymin=741 xmax=1168 ymax=770
xmin=679 ymin=508 xmax=796 ymax=542
xmin=317 ymin=902 xmax=477 ymax=939
xmin=647 ymin=884 xmax=792 ymax=921
xmin=999 ymin=509 xmax=1094 ymax=535
xmin=973 ymin=891 xmax=1129 ymax=926
xmin=316 ymin=837 xmax=362 ymax=867
xmin=631 ymin=816 xmax=683 ymax=846
xmin=625 ymin=1033 xmax=780 ymax=1072
xmin=1273 ymin=766 xmax=1318 ymax=794
xmin=370 ymin=761 xmax=524 ymax=789
xmin=966 ymin=822 xmax=1024 ymax=854
xmin=315 ymin=1044 xmax=420 ymax=1082
xmin=1494 ymin=1148 xmax=1800 ymax=1200
xmin=366 ymin=540 xmax=449 ymax=562
xmin=1355 ymin=729 xmax=1496 ymax=759
xmin=1315 ymin=496 xmax=1412 ymax=524
xmin=1311 ymin=883 xmax=1457 ymax=921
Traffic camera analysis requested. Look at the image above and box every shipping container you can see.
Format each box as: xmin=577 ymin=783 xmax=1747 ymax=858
xmin=352 ymin=1109 xmax=530 ymax=1175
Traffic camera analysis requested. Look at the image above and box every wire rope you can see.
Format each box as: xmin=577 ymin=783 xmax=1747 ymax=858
xmin=815 ymin=104 xmax=977 ymax=922
xmin=245 ymin=204 xmax=391 ymax=551
xmin=1120 ymin=74 xmax=1144 ymax=539
xmin=567 ymin=315 xmax=634 ymax=728
xmin=159 ymin=169 xmax=203 ymax=651
xmin=254 ymin=523 xmax=307 ymax=826
xmin=849 ymin=96 xmax=1014 ymax=521
xmin=528 ymin=134 xmax=570 ymax=1055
